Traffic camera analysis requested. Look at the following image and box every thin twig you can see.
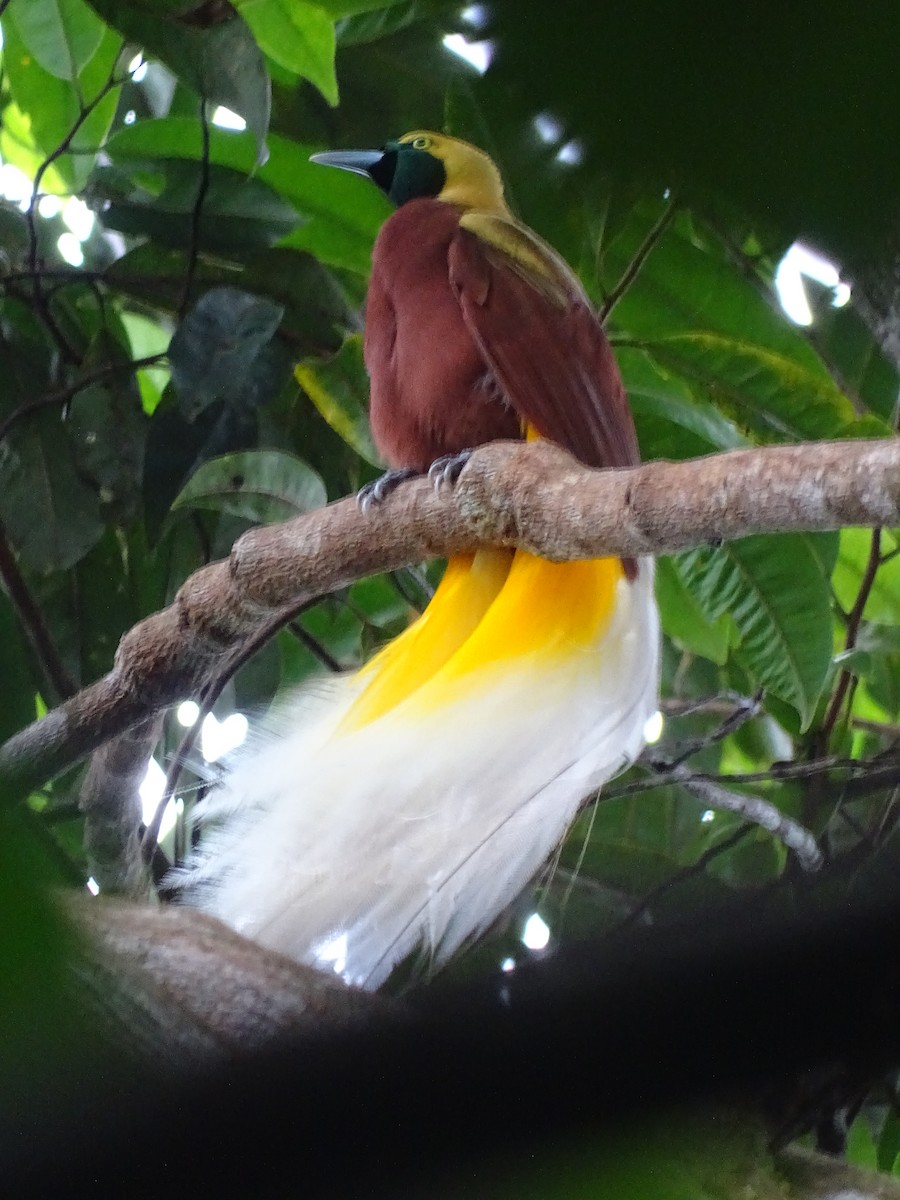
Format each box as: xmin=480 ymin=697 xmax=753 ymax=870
xmin=142 ymin=602 xmax=317 ymax=863
xmin=21 ymin=805 xmax=87 ymax=887
xmin=816 ymin=528 xmax=882 ymax=755
xmin=389 ymin=565 xmax=434 ymax=611
xmin=180 ymin=98 xmax=211 ymax=316
xmin=601 ymin=754 xmax=862 ymax=803
xmin=618 ymin=824 xmax=755 ymax=930
xmin=851 ymin=717 xmax=900 ymax=741
xmin=0 ymin=355 xmax=165 ymax=446
xmin=1 ymin=267 xmax=106 ymax=286
xmin=599 ymin=195 xmax=678 ymax=324
xmin=660 ymin=693 xmax=758 ymax=718
xmin=0 ymin=516 xmax=77 ymax=703
xmin=287 ymin=620 xmax=343 ymax=673
xmin=659 ymin=690 xmax=763 ymax=769
xmin=670 ymin=765 xmax=823 ymax=871
xmin=27 ymin=56 xmax=126 ymax=275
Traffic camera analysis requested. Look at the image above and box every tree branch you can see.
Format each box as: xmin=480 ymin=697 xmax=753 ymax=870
xmin=0 ymin=437 xmax=897 ymax=798
xmin=0 ymin=514 xmax=78 ymax=703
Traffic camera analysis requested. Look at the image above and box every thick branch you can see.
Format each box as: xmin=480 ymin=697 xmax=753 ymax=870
xmin=1 ymin=438 xmax=897 ymax=797
xmin=70 ymin=898 xmax=388 ymax=1068
xmin=79 ymin=715 xmax=163 ymax=895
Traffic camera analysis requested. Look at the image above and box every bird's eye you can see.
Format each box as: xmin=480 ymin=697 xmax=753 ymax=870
xmin=412 ymin=136 xmax=431 ymax=150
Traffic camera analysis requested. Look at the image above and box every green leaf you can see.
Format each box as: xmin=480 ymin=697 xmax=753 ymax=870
xmin=0 ymin=205 xmax=30 ymax=269
xmin=86 ymin=0 xmax=271 ymax=156
xmin=601 ymin=210 xmax=855 ymax=443
xmin=91 ymin=160 xmax=301 ymax=254
xmin=846 ymin=1113 xmax=879 ymax=1171
xmin=294 ymin=599 xmax=363 ymax=667
xmin=0 ymin=595 xmax=40 ymax=744
xmin=877 ymin=1106 xmax=900 ymax=1174
xmin=348 ymin=574 xmax=411 ymax=631
xmin=172 ymin=449 xmax=326 ymax=524
xmin=120 ymin=311 xmax=171 ymax=413
xmin=74 ymin=528 xmax=141 ymax=681
xmin=655 ymin=556 xmax=732 ymax=665
xmin=804 ymin=530 xmax=840 ymax=582
xmin=240 ymin=0 xmax=338 ymax=105
xmin=232 ymin=630 xmax=282 ymax=713
xmin=810 ymin=302 xmax=900 ymax=422
xmin=833 ymin=528 xmax=900 ymax=624
xmin=559 ymin=788 xmax=711 ymax=899
xmin=105 ymin=244 xmax=350 ymax=355
xmin=313 ymin=0 xmax=415 ymax=13
xmin=649 ymin=332 xmax=856 ymax=442
xmin=67 ymin=333 xmax=146 ymax=522
xmin=1 ymin=20 xmax=122 ymax=190
xmin=333 ymin=1 xmax=446 ymax=45
xmin=0 ymin=103 xmax=67 ymax=197
xmin=854 ymin=630 xmax=900 ymax=719
xmin=673 ymin=535 xmax=833 ymax=726
xmin=0 ymin=299 xmax=57 ymax=413
xmin=105 ymin=118 xmax=391 ymax=272
xmin=619 ymin=345 xmax=746 ymax=459
xmin=6 ymin=0 xmax=106 ymax=80
xmin=168 ymin=286 xmax=287 ymax=419
xmin=241 ymin=249 xmax=352 ymax=353
xmin=295 ymin=333 xmax=381 ymax=465
xmin=143 ymin=392 xmax=259 ymax=541
xmin=0 ymin=410 xmax=104 ymax=572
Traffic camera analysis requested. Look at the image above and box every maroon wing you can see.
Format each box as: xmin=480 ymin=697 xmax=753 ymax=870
xmin=448 ymin=225 xmax=639 ymax=471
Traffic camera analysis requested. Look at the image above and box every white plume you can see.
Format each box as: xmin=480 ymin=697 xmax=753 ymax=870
xmin=177 ymin=561 xmax=658 ymax=990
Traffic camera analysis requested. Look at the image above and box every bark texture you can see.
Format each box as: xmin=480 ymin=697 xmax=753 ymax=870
xmin=1 ymin=437 xmax=897 ymax=798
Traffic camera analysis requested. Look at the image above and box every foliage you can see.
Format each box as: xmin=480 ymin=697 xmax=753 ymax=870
xmin=0 ymin=0 xmax=899 ymax=1179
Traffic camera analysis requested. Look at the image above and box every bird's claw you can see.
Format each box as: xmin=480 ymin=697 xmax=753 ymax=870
xmin=357 ymin=468 xmax=420 ymax=514
xmin=427 ymin=450 xmax=473 ymax=491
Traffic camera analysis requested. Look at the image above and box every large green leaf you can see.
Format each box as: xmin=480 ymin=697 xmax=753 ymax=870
xmin=104 ymin=118 xmax=391 ymax=272
xmin=655 ymin=556 xmax=732 ymax=665
xmin=86 ymin=0 xmax=271 ymax=156
xmin=618 ymin=345 xmax=746 ymax=460
xmin=142 ymin=392 xmax=260 ymax=542
xmin=172 ymin=449 xmax=326 ymax=525
xmin=558 ymin=787 xmax=715 ymax=900
xmin=600 ymin=210 xmax=855 ymax=443
xmin=106 ymin=244 xmax=350 ymax=355
xmin=67 ymin=333 xmax=146 ymax=523
xmin=648 ymin=332 xmax=856 ymax=442
xmin=295 ymin=333 xmax=380 ymax=464
xmin=315 ymin=0 xmax=419 ymax=13
xmin=91 ymin=160 xmax=301 ymax=253
xmin=672 ymin=535 xmax=833 ymax=726
xmin=6 ymin=0 xmax=106 ymax=79
xmin=74 ymin=528 xmax=142 ymax=681
xmin=0 ymin=299 xmax=57 ymax=415
xmin=239 ymin=0 xmax=338 ymax=105
xmin=1 ymin=19 xmax=122 ymax=190
xmin=812 ymin=303 xmax=900 ymax=422
xmin=168 ymin=287 xmax=287 ymax=419
xmin=0 ymin=410 xmax=104 ymax=572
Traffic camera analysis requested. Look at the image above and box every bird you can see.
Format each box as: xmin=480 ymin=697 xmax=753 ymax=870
xmin=179 ymin=131 xmax=660 ymax=990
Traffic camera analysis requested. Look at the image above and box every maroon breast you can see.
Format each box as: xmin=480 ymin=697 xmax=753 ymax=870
xmin=364 ymin=198 xmax=521 ymax=471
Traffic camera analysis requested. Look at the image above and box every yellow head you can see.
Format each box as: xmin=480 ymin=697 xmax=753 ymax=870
xmin=392 ymin=130 xmax=508 ymax=214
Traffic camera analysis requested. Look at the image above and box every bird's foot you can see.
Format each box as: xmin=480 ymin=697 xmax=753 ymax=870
xmin=357 ymin=467 xmax=420 ymax=513
xmin=427 ymin=449 xmax=473 ymax=491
